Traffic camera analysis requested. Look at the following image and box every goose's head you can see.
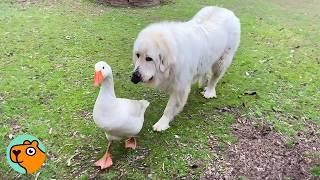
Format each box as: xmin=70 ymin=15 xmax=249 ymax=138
xmin=94 ymin=61 xmax=112 ymax=87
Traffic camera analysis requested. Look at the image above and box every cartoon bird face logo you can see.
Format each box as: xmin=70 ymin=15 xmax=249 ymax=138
xmin=10 ymin=140 xmax=46 ymax=174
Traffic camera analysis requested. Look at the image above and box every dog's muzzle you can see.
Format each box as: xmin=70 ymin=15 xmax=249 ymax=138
xmin=131 ymin=70 xmax=142 ymax=84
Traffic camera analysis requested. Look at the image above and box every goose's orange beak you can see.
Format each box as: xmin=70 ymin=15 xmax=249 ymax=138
xmin=94 ymin=71 xmax=104 ymax=87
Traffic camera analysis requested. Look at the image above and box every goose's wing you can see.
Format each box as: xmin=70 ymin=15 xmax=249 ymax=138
xmin=116 ymin=98 xmax=149 ymax=117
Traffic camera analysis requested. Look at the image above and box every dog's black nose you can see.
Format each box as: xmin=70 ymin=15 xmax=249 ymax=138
xmin=131 ymin=70 xmax=142 ymax=84
xmin=13 ymin=150 xmax=21 ymax=156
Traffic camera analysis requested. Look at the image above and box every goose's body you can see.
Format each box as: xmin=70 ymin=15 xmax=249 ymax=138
xmin=92 ymin=61 xmax=149 ymax=169
xmin=93 ymin=79 xmax=149 ymax=140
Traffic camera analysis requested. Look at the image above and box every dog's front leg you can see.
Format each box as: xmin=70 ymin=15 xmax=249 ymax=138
xmin=153 ymin=87 xmax=191 ymax=131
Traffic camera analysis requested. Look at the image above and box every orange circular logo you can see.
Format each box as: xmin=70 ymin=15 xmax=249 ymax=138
xmin=6 ymin=134 xmax=46 ymax=174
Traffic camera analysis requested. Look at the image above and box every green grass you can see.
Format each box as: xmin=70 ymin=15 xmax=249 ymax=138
xmin=0 ymin=0 xmax=319 ymax=179
xmin=311 ymin=166 xmax=320 ymax=176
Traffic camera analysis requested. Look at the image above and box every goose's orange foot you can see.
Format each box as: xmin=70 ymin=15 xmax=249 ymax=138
xmin=94 ymin=153 xmax=113 ymax=169
xmin=125 ymin=137 xmax=137 ymax=149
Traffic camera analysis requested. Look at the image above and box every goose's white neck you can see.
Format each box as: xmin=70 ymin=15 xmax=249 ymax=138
xmin=98 ymin=76 xmax=116 ymax=99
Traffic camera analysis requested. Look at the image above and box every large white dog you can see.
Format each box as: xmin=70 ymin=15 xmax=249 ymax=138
xmin=131 ymin=6 xmax=240 ymax=131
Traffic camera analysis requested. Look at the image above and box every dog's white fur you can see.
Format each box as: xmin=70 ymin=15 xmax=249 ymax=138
xmin=132 ymin=6 xmax=240 ymax=131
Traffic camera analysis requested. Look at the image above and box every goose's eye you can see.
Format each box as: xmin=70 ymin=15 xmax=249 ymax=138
xmin=146 ymin=57 xmax=153 ymax=61
xmin=136 ymin=53 xmax=140 ymax=58
xmin=102 ymin=66 xmax=104 ymax=69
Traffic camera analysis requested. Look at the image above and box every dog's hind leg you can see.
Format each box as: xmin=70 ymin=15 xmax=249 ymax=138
xmin=202 ymin=49 xmax=234 ymax=99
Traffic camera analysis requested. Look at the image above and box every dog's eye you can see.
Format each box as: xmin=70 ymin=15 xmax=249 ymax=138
xmin=26 ymin=147 xmax=36 ymax=156
xmin=146 ymin=57 xmax=153 ymax=61
xmin=136 ymin=53 xmax=140 ymax=58
xmin=102 ymin=66 xmax=104 ymax=69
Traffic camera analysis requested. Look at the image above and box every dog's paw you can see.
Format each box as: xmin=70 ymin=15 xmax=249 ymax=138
xmin=201 ymin=88 xmax=217 ymax=99
xmin=153 ymin=121 xmax=170 ymax=132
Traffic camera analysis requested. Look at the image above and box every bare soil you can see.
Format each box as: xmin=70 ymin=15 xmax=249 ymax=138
xmin=203 ymin=109 xmax=320 ymax=180
xmin=96 ymin=0 xmax=165 ymax=7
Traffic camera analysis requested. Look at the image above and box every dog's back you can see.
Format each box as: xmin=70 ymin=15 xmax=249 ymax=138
xmin=191 ymin=6 xmax=237 ymax=24
xmin=191 ymin=6 xmax=240 ymax=57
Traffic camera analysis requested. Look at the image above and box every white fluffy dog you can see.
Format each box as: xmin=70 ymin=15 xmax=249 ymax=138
xmin=131 ymin=6 xmax=240 ymax=131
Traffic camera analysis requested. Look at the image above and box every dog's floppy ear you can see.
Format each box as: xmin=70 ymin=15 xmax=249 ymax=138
xmin=159 ymin=54 xmax=175 ymax=72
xmin=159 ymin=50 xmax=175 ymax=73
xmin=155 ymin=34 xmax=176 ymax=72
xmin=159 ymin=54 xmax=166 ymax=72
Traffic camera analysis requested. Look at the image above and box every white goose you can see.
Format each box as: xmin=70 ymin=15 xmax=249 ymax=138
xmin=93 ymin=61 xmax=150 ymax=169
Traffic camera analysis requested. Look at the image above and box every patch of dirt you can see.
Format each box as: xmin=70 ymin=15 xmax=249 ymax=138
xmin=73 ymin=109 xmax=92 ymax=121
xmin=6 ymin=117 xmax=23 ymax=139
xmin=68 ymin=146 xmax=102 ymax=179
xmin=16 ymin=0 xmax=109 ymax=16
xmin=64 ymin=141 xmax=151 ymax=179
xmin=16 ymin=0 xmax=59 ymax=8
xmin=16 ymin=0 xmax=39 ymax=5
xmin=203 ymin=109 xmax=320 ymax=179
xmin=96 ymin=0 xmax=165 ymax=7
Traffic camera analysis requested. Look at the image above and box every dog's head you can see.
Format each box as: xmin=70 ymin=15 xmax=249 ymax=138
xmin=131 ymin=30 xmax=175 ymax=87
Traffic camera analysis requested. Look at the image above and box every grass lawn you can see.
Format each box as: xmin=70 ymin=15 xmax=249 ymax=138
xmin=0 ymin=0 xmax=319 ymax=179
